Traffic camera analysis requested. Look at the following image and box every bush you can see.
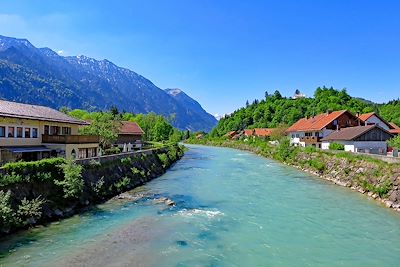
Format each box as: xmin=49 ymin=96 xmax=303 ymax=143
xmin=329 ymin=143 xmax=345 ymax=150
xmin=17 ymin=197 xmax=45 ymax=225
xmin=104 ymin=147 xmax=121 ymax=155
xmin=308 ymin=159 xmax=326 ymax=172
xmin=55 ymin=160 xmax=84 ymax=199
xmin=304 ymin=146 xmax=317 ymax=153
xmin=120 ymin=157 xmax=133 ymax=165
xmin=158 ymin=153 xmax=170 ymax=168
xmin=114 ymin=177 xmax=130 ymax=191
xmin=0 ymin=158 xmax=65 ymax=186
xmin=0 ymin=190 xmax=15 ymax=231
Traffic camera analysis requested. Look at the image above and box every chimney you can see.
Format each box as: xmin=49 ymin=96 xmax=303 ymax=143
xmin=327 ymin=109 xmax=332 ymax=114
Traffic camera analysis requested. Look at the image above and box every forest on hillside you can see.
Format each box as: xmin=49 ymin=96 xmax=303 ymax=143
xmin=210 ymin=87 xmax=400 ymax=137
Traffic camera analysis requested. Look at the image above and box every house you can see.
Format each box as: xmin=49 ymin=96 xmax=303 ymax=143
xmin=253 ymin=128 xmax=276 ymax=138
xmin=0 ymin=100 xmax=100 ymax=163
xmin=114 ymin=121 xmax=144 ymax=151
xmin=389 ymin=122 xmax=400 ymax=135
xmin=224 ymin=131 xmax=237 ymax=139
xmin=244 ymin=129 xmax=254 ymax=137
xmin=358 ymin=112 xmax=393 ymax=131
xmin=321 ymin=125 xmax=393 ymax=154
xmin=286 ymin=110 xmax=362 ymax=148
xmin=292 ymin=90 xmax=306 ymax=99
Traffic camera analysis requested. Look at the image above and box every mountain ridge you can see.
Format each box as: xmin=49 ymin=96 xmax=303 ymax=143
xmin=0 ymin=35 xmax=217 ymax=132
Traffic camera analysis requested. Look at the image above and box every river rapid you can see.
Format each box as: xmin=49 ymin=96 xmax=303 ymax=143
xmin=1 ymin=145 xmax=400 ymax=266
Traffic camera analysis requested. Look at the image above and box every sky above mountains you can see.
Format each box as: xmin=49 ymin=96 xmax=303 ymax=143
xmin=0 ymin=0 xmax=399 ymax=116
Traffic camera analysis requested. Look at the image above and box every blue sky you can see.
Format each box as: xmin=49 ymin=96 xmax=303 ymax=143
xmin=0 ymin=0 xmax=399 ymax=116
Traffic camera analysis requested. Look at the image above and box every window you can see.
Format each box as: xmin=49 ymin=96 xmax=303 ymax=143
xmin=8 ymin=127 xmax=14 ymax=137
xmin=315 ymin=132 xmax=319 ymax=137
xmin=50 ymin=126 xmax=60 ymax=135
xmin=17 ymin=127 xmax=23 ymax=138
xmin=87 ymin=147 xmax=97 ymax=158
xmin=44 ymin=125 xmax=50 ymax=135
xmin=62 ymin=127 xmax=71 ymax=135
xmin=0 ymin=126 xmax=5 ymax=137
xmin=291 ymin=134 xmax=295 ymax=138
xmin=24 ymin=128 xmax=31 ymax=138
xmin=32 ymin=128 xmax=38 ymax=138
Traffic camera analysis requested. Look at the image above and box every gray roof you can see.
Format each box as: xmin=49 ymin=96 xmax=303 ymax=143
xmin=0 ymin=100 xmax=88 ymax=125
xmin=321 ymin=125 xmax=391 ymax=141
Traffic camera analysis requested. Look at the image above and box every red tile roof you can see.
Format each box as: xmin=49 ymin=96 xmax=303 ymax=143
xmin=244 ymin=129 xmax=254 ymax=136
xmin=357 ymin=112 xmax=375 ymax=122
xmin=358 ymin=112 xmax=393 ymax=129
xmin=253 ymin=128 xmax=276 ymax=137
xmin=0 ymin=99 xmax=88 ymax=125
xmin=119 ymin=121 xmax=144 ymax=135
xmin=389 ymin=129 xmax=400 ymax=135
xmin=286 ymin=110 xmax=348 ymax=132
xmin=389 ymin=122 xmax=400 ymax=129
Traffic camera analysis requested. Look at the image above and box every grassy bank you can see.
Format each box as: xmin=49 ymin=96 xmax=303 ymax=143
xmin=186 ymin=138 xmax=400 ymax=211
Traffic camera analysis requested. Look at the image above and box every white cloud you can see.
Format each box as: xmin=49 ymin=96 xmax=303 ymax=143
xmin=57 ymin=50 xmax=64 ymax=55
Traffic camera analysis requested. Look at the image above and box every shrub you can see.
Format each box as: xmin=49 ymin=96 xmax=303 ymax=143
xmin=308 ymin=159 xmax=326 ymax=172
xmin=17 ymin=197 xmax=45 ymax=225
xmin=0 ymin=158 xmax=65 ymax=186
xmin=104 ymin=147 xmax=121 ymax=155
xmin=0 ymin=190 xmax=16 ymax=231
xmin=92 ymin=176 xmax=105 ymax=195
xmin=304 ymin=146 xmax=317 ymax=153
xmin=329 ymin=143 xmax=345 ymax=150
xmin=114 ymin=177 xmax=130 ymax=191
xmin=55 ymin=160 xmax=84 ymax=199
xmin=120 ymin=157 xmax=132 ymax=165
xmin=158 ymin=153 xmax=170 ymax=168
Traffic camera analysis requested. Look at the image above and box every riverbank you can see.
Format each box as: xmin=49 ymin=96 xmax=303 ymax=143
xmin=0 ymin=144 xmax=185 ymax=235
xmin=186 ymin=138 xmax=400 ymax=212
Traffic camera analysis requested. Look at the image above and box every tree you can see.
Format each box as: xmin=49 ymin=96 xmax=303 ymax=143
xmin=246 ymin=100 xmax=249 ymax=107
xmin=79 ymin=112 xmax=120 ymax=149
xmin=294 ymin=89 xmax=300 ymax=95
xmin=388 ymin=135 xmax=400 ymax=149
xmin=265 ymin=91 xmax=269 ymax=99
xmin=273 ymin=90 xmax=282 ymax=99
xmin=109 ymin=105 xmax=119 ymax=116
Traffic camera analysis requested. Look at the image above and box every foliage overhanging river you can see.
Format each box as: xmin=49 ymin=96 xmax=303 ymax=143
xmin=1 ymin=145 xmax=400 ymax=266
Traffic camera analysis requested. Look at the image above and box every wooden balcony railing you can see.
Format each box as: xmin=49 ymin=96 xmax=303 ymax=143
xmin=300 ymin=136 xmax=321 ymax=143
xmin=42 ymin=135 xmax=100 ymax=144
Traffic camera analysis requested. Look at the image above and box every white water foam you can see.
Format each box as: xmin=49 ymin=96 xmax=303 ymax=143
xmin=177 ymin=209 xmax=224 ymax=219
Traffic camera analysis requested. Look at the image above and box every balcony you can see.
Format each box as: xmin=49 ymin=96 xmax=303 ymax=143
xmin=300 ymin=136 xmax=321 ymax=144
xmin=42 ymin=135 xmax=100 ymax=144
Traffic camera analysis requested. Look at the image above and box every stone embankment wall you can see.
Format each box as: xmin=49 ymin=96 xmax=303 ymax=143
xmin=290 ymin=151 xmax=400 ymax=211
xmin=0 ymin=145 xmax=184 ymax=234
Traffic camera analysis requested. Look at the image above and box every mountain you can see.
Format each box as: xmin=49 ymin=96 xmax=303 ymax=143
xmin=165 ymin=88 xmax=217 ymax=131
xmin=0 ymin=35 xmax=217 ymax=132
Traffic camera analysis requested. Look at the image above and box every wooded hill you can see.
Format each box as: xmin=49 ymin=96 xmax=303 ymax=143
xmin=210 ymin=87 xmax=400 ymax=137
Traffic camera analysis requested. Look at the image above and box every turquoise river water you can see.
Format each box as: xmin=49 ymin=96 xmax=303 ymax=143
xmin=1 ymin=145 xmax=400 ymax=266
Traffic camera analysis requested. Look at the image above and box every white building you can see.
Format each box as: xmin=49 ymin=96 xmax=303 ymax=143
xmin=321 ymin=125 xmax=393 ymax=154
xmin=358 ymin=112 xmax=393 ymax=131
xmin=286 ymin=110 xmax=361 ymax=148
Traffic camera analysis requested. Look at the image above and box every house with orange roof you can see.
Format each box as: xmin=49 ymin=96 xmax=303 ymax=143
xmin=357 ymin=112 xmax=393 ymax=131
xmin=242 ymin=128 xmax=277 ymax=139
xmin=286 ymin=110 xmax=362 ymax=148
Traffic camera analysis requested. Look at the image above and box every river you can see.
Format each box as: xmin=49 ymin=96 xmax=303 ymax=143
xmin=1 ymin=145 xmax=400 ymax=266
